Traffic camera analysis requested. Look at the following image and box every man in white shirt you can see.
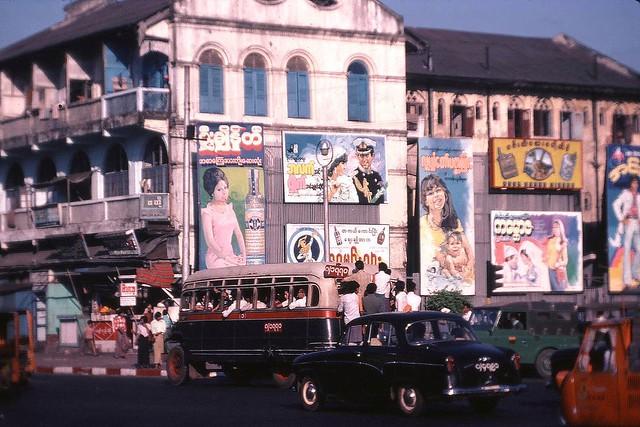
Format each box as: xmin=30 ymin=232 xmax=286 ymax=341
xmin=612 ymin=176 xmax=640 ymax=287
xmin=394 ymin=280 xmax=407 ymax=312
xmin=338 ymin=281 xmax=361 ymax=325
xmin=150 ymin=312 xmax=166 ymax=368
xmin=406 ymin=280 xmax=421 ymax=312
xmin=462 ymin=302 xmax=472 ymax=322
xmin=374 ymin=262 xmax=391 ymax=311
xmin=289 ymin=288 xmax=307 ymax=309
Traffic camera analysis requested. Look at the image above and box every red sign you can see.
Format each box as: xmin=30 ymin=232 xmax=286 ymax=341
xmin=94 ymin=321 xmax=116 ymax=341
xmin=323 ymin=263 xmax=350 ymax=279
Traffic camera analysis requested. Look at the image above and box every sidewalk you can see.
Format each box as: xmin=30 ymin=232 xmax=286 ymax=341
xmin=35 ymin=350 xmax=167 ymax=378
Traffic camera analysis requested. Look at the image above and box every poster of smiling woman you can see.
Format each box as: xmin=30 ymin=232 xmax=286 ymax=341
xmin=418 ymin=138 xmax=475 ymax=296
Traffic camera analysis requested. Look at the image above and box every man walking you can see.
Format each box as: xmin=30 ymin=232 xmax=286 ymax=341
xmin=113 ymin=310 xmax=128 ymax=359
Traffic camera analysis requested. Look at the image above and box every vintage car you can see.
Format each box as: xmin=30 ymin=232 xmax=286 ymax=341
xmin=555 ymin=317 xmax=640 ymax=426
xmin=470 ymin=301 xmax=582 ymax=378
xmin=292 ymin=311 xmax=526 ymax=416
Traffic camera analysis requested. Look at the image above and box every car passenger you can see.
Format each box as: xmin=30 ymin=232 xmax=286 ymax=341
xmin=289 ymin=288 xmax=307 ymax=309
xmin=407 ymin=322 xmax=427 ymax=345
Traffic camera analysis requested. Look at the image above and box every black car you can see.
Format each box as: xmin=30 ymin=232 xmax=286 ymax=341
xmin=292 ymin=311 xmax=526 ymax=416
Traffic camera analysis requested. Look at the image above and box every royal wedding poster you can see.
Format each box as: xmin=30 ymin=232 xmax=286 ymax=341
xmin=418 ymin=138 xmax=475 ymax=296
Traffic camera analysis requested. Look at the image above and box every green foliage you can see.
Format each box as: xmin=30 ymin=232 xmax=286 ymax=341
xmin=424 ymin=288 xmax=470 ymax=314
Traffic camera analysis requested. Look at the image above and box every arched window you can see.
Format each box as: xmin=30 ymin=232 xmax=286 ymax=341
xmin=69 ymin=150 xmax=92 ymax=202
xmin=244 ymin=53 xmax=267 ymax=116
xmin=286 ymin=56 xmax=310 ymax=119
xmin=142 ymin=138 xmax=169 ymax=193
xmin=533 ymin=99 xmax=552 ymax=137
xmin=492 ymin=102 xmax=499 ymax=121
xmin=142 ymin=52 xmax=169 ymax=88
xmin=437 ymin=99 xmax=444 ymax=124
xmin=199 ymin=50 xmax=224 ymax=114
xmin=347 ymin=61 xmax=369 ymax=122
xmin=37 ymin=157 xmax=57 ymax=184
xmin=35 ymin=157 xmax=61 ymax=206
xmin=104 ymin=144 xmax=129 ymax=197
xmin=475 ymin=101 xmax=483 ymax=120
xmin=5 ymin=163 xmax=24 ymax=210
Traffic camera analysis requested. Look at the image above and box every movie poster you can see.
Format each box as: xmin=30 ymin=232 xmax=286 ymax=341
xmin=285 ymin=224 xmax=389 ymax=266
xmin=282 ymin=132 xmax=387 ymax=204
xmin=606 ymin=144 xmax=640 ymax=294
xmin=418 ymin=138 xmax=475 ymax=295
xmin=196 ymin=123 xmax=265 ymax=271
xmin=490 ymin=211 xmax=583 ymax=293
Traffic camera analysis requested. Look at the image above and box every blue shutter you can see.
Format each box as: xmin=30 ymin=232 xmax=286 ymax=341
xmin=211 ymin=66 xmax=223 ymax=114
xmin=347 ymin=73 xmax=359 ymax=121
xmin=358 ymin=74 xmax=369 ymax=121
xmin=199 ymin=65 xmax=211 ymax=112
xmin=104 ymin=43 xmax=132 ymax=94
xmin=287 ymin=71 xmax=298 ymax=118
xmin=297 ymin=72 xmax=310 ymax=118
xmin=244 ymin=68 xmax=255 ymax=116
xmin=255 ymin=69 xmax=267 ymax=116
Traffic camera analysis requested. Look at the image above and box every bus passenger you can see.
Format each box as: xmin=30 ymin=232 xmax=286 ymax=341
xmin=274 ymin=290 xmax=290 ymax=308
xmin=289 ymin=288 xmax=307 ymax=309
xmin=255 ymin=295 xmax=268 ymax=309
xmin=239 ymin=293 xmax=253 ymax=311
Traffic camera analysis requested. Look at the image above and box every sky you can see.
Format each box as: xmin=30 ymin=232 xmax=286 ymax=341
xmin=0 ymin=0 xmax=638 ymax=72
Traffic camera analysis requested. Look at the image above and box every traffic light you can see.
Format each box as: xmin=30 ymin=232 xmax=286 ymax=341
xmin=486 ymin=261 xmax=504 ymax=295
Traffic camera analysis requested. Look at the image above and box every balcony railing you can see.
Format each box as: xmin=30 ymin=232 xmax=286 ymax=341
xmin=0 ymin=87 xmax=169 ymax=150
xmin=0 ymin=193 xmax=169 ymax=241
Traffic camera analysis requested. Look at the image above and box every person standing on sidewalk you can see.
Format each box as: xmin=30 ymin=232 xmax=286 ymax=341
xmin=150 ymin=311 xmax=166 ymax=368
xmin=83 ymin=320 xmax=98 ymax=356
xmin=136 ymin=316 xmax=152 ymax=368
xmin=113 ymin=311 xmax=129 ymax=358
xmin=374 ymin=262 xmax=391 ymax=311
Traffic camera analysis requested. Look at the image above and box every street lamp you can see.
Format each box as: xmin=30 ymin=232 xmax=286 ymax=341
xmin=316 ymin=139 xmax=333 ymax=261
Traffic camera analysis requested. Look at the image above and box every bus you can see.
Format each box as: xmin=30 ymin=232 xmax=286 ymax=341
xmin=166 ymin=262 xmax=352 ymax=387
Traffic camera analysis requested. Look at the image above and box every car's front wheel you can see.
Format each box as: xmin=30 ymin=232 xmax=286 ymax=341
xmin=397 ymin=385 xmax=424 ymax=416
xmin=166 ymin=346 xmax=189 ymax=386
xmin=299 ymin=376 xmax=325 ymax=411
xmin=469 ymin=396 xmax=499 ymax=413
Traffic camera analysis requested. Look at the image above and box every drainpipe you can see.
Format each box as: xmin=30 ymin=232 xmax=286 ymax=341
xmin=591 ymin=96 xmax=600 ymax=223
xmin=427 ymin=88 xmax=433 ymax=137
xmin=486 ymin=91 xmax=491 ymax=139
xmin=181 ymin=66 xmax=191 ymax=281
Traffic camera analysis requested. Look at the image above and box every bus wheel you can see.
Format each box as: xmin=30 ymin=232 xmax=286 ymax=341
xmin=535 ymin=348 xmax=555 ymax=379
xmin=166 ymin=346 xmax=189 ymax=386
xmin=272 ymin=371 xmax=296 ymax=389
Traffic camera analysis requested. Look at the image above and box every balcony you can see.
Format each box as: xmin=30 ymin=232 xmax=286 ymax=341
xmin=0 ymin=87 xmax=169 ymax=151
xmin=0 ymin=193 xmax=169 ymax=244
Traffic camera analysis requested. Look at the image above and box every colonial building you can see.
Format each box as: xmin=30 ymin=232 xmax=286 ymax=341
xmin=405 ymin=27 xmax=640 ymax=308
xmin=0 ymin=0 xmax=407 ymax=349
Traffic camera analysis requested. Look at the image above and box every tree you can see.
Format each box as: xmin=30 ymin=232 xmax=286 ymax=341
xmin=424 ymin=288 xmax=470 ymax=314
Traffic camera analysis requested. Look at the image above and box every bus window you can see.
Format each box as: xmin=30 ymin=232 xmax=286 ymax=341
xmin=256 ymin=287 xmax=271 ymax=309
xmin=257 ymin=277 xmax=272 ymax=284
xmin=194 ymin=290 xmax=207 ymax=311
xmin=180 ymin=292 xmax=193 ymax=311
xmin=275 ymin=277 xmax=291 ymax=283
xmin=290 ymin=286 xmax=308 ymax=309
xmin=240 ymin=288 xmax=254 ymax=311
xmin=274 ymin=286 xmax=291 ymax=308
xmin=309 ymin=284 xmax=320 ymax=307
xmin=241 ymin=278 xmax=255 ymax=285
xmin=206 ymin=289 xmax=220 ymax=312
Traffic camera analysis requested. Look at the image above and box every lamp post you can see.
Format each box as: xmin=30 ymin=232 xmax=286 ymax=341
xmin=316 ymin=139 xmax=333 ymax=261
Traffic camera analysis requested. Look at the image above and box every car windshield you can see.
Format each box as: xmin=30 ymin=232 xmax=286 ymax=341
xmin=469 ymin=308 xmax=499 ymax=331
xmin=405 ymin=319 xmax=476 ymax=345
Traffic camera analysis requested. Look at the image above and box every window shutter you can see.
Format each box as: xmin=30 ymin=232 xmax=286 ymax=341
xmin=463 ymin=107 xmax=475 ymax=137
xmin=297 ymin=72 xmax=310 ymax=118
xmin=199 ymin=65 xmax=211 ymax=113
xmin=244 ymin=68 xmax=255 ymax=115
xmin=104 ymin=43 xmax=132 ymax=94
xmin=507 ymin=109 xmax=515 ymax=137
xmin=255 ymin=69 xmax=267 ymax=116
xmin=348 ymin=74 xmax=368 ymax=121
xmin=347 ymin=73 xmax=359 ymax=121
xmin=573 ymin=112 xmax=583 ymax=140
xmin=357 ymin=74 xmax=369 ymax=121
xmin=522 ymin=110 xmax=531 ymax=138
xmin=211 ymin=65 xmax=223 ymax=114
xmin=287 ymin=71 xmax=298 ymax=118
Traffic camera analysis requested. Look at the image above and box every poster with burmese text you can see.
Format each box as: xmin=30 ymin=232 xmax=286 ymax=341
xmin=418 ymin=138 xmax=475 ymax=295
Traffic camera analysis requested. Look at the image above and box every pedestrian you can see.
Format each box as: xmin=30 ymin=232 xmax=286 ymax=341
xmin=394 ymin=280 xmax=407 ymax=313
xmin=344 ymin=260 xmax=372 ymax=309
xmin=150 ymin=311 xmax=166 ymax=368
xmin=405 ymin=280 xmax=421 ymax=312
xmin=143 ymin=304 xmax=154 ymax=323
xmin=338 ymin=281 xmax=361 ymax=326
xmin=363 ymin=282 xmax=385 ymax=315
xmin=374 ymin=262 xmax=391 ymax=311
xmin=162 ymin=309 xmax=173 ymax=338
xmin=462 ymin=302 xmax=472 ymax=322
xmin=113 ymin=310 xmax=129 ymax=358
xmin=83 ymin=320 xmax=98 ymax=356
xmin=136 ymin=316 xmax=152 ymax=368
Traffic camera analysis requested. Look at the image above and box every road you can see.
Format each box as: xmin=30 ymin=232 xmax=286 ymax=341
xmin=0 ymin=375 xmax=562 ymax=427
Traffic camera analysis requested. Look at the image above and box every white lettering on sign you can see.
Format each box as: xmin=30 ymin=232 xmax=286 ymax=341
xmin=493 ymin=218 xmax=534 ymax=242
xmin=120 ymin=283 xmax=137 ymax=297
xmin=474 ymin=362 xmax=500 ymax=372
xmin=264 ymin=322 xmax=283 ymax=333
xmin=324 ymin=264 xmax=350 ymax=279
xmin=198 ymin=124 xmax=263 ymax=153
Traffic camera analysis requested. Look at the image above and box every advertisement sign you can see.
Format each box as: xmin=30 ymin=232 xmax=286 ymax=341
xmin=283 ymin=132 xmax=387 ymax=204
xmin=94 ymin=321 xmax=116 ymax=341
xmin=119 ymin=283 xmax=137 ymax=306
xmin=489 ymin=138 xmax=582 ymax=190
xmin=140 ymin=193 xmax=169 ymax=220
xmin=606 ymin=144 xmax=640 ymax=294
xmin=418 ymin=138 xmax=475 ymax=295
xmin=490 ymin=211 xmax=583 ymax=293
xmin=285 ymin=224 xmax=389 ymax=266
xmin=196 ymin=123 xmax=265 ymax=270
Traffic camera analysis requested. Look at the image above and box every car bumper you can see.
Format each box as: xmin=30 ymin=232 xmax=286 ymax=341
xmin=443 ymin=383 xmax=527 ymax=397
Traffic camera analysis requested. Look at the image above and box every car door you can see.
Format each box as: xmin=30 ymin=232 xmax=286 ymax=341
xmin=321 ymin=323 xmax=369 ymax=397
xmin=489 ymin=310 xmax=532 ymax=362
xmin=359 ymin=321 xmax=399 ymax=396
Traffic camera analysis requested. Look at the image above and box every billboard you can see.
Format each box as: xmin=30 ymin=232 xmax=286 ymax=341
xmin=606 ymin=144 xmax=640 ymax=294
xmin=282 ymin=132 xmax=387 ymax=204
xmin=196 ymin=123 xmax=265 ymax=270
xmin=418 ymin=138 xmax=475 ymax=295
xmin=285 ymin=224 xmax=389 ymax=267
xmin=490 ymin=211 xmax=583 ymax=293
xmin=489 ymin=138 xmax=582 ymax=190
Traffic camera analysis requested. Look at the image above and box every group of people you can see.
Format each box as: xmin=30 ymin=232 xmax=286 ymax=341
xmin=337 ymin=260 xmax=422 ymax=326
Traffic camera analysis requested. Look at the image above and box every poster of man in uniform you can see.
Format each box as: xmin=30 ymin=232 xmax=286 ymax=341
xmin=283 ymin=132 xmax=387 ymax=204
xmin=606 ymin=144 xmax=640 ymax=293
xmin=418 ymin=138 xmax=475 ymax=295
xmin=285 ymin=224 xmax=389 ymax=266
xmin=490 ymin=211 xmax=583 ymax=293
xmin=196 ymin=123 xmax=265 ymax=271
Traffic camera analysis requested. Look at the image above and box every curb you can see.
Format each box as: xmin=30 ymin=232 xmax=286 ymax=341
xmin=35 ymin=366 xmax=227 ymax=379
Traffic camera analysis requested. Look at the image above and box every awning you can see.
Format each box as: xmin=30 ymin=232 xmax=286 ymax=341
xmin=136 ymin=262 xmax=175 ymax=288
xmin=31 ymin=171 xmax=93 ymax=188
